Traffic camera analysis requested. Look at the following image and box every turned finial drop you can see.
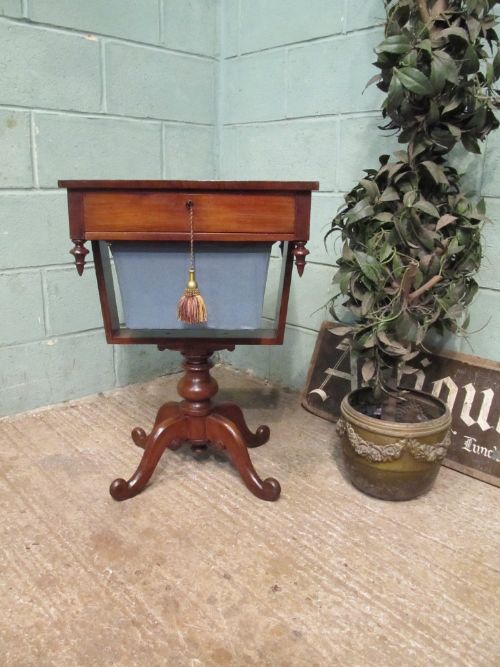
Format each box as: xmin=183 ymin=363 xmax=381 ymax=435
xmin=293 ymin=241 xmax=309 ymax=277
xmin=70 ymin=240 xmax=89 ymax=276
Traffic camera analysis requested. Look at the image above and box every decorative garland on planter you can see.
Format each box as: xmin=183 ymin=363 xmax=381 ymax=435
xmin=336 ymin=417 xmax=451 ymax=462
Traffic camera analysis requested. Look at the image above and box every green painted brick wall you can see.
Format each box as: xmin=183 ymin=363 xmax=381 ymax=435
xmin=0 ymin=1 xmax=217 ymax=417
xmin=220 ymin=0 xmax=500 ymax=389
xmin=2 ymin=0 xmax=500 ymax=416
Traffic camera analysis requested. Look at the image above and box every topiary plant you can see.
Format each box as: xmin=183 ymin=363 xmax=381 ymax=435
xmin=327 ymin=0 xmax=500 ymax=400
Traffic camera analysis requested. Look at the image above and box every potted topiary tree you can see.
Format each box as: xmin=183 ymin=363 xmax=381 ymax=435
xmin=329 ymin=0 xmax=500 ymax=500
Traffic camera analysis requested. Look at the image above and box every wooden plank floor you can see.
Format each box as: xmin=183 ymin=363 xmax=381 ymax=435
xmin=1 ymin=367 xmax=499 ymax=666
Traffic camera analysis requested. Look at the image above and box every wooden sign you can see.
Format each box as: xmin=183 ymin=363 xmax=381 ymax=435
xmin=302 ymin=322 xmax=500 ymax=487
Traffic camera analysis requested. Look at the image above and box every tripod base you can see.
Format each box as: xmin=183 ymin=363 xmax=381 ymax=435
xmin=110 ymin=347 xmax=281 ymax=502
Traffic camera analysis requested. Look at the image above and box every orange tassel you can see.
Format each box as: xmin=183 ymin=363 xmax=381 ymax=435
xmin=177 ymin=269 xmax=208 ymax=324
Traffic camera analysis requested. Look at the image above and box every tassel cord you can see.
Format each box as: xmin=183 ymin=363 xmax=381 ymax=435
xmin=188 ymin=200 xmax=195 ymax=272
xmin=176 ymin=200 xmax=208 ymax=324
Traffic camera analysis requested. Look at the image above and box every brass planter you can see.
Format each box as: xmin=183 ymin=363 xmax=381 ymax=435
xmin=337 ymin=388 xmax=451 ymax=501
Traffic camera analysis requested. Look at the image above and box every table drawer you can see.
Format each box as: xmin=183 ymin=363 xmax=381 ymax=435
xmin=83 ymin=191 xmax=296 ymax=235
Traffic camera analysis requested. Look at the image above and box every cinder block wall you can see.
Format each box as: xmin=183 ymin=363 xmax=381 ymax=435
xmin=220 ymin=0 xmax=500 ymax=388
xmin=2 ymin=0 xmax=499 ymax=416
xmin=0 ymin=1 xmax=217 ymax=416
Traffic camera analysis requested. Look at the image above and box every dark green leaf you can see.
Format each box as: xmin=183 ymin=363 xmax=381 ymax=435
xmin=361 ymin=292 xmax=375 ymax=316
xmin=374 ymin=211 xmax=395 ymax=222
xmin=441 ymin=26 xmax=470 ymax=43
xmin=466 ymin=16 xmax=481 ymax=42
xmin=395 ymin=67 xmax=433 ymax=95
xmin=378 ymin=160 xmax=406 ymax=180
xmin=433 ymin=50 xmax=459 ymax=84
xmin=394 ymin=311 xmax=418 ymax=342
xmin=417 ymin=39 xmax=433 ymax=55
xmin=413 ymin=268 xmax=424 ymax=289
xmin=347 ymin=197 xmax=375 ymax=223
xmin=357 ymin=332 xmax=376 ymax=349
xmin=414 ymin=200 xmax=440 ymax=217
xmin=436 ymin=214 xmax=458 ymax=230
xmin=462 ymin=45 xmax=480 ymax=74
xmin=364 ymin=73 xmax=383 ymax=92
xmin=354 ymin=251 xmax=384 ymax=283
xmin=445 ymin=237 xmax=464 ymax=258
xmin=431 ymin=127 xmax=456 ymax=151
xmin=379 ymin=186 xmax=401 ymax=202
xmin=421 ymin=160 xmax=449 ymax=184
xmin=445 ymin=123 xmax=462 ymax=138
xmin=442 ymin=97 xmax=462 ymax=114
xmin=376 ymin=34 xmax=412 ymax=55
xmin=342 ymin=242 xmax=354 ymax=261
xmin=401 ymin=48 xmax=418 ymax=69
xmin=361 ymin=358 xmax=376 ymax=383
xmin=394 ymin=150 xmax=409 ymax=162
xmin=337 ymin=268 xmax=352 ymax=294
xmin=486 ymin=61 xmax=494 ymax=86
xmin=328 ymin=326 xmax=353 ymax=337
xmin=468 ymin=106 xmax=487 ymax=130
xmin=380 ymin=242 xmax=394 ymax=262
xmin=430 ymin=60 xmax=446 ymax=94
xmin=386 ymin=73 xmax=405 ymax=112
xmin=401 ymin=364 xmax=419 ymax=375
xmin=403 ymin=190 xmax=418 ymax=207
xmin=377 ymin=330 xmax=409 ymax=355
xmin=360 ymin=178 xmax=380 ymax=200
xmin=427 ymin=101 xmax=440 ymax=125
xmin=494 ymin=47 xmax=500 ymax=79
xmin=462 ymin=133 xmax=481 ymax=153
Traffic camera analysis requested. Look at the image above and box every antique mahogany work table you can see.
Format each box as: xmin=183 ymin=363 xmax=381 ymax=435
xmin=59 ymin=180 xmax=318 ymax=502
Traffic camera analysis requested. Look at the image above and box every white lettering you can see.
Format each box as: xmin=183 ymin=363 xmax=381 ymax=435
xmin=460 ymin=384 xmax=493 ymax=431
xmin=462 ymin=436 xmax=499 ymax=461
xmin=462 ymin=435 xmax=476 ymax=452
xmin=432 ymin=376 xmax=459 ymax=411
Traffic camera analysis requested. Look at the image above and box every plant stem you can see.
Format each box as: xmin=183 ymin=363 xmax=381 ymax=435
xmin=408 ymin=275 xmax=443 ymax=302
xmin=417 ymin=0 xmax=447 ymax=22
xmin=431 ymin=0 xmax=448 ymax=16
xmin=417 ymin=0 xmax=431 ymax=23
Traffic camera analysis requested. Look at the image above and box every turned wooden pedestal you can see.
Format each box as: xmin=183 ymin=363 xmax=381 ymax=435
xmin=110 ymin=345 xmax=281 ymax=502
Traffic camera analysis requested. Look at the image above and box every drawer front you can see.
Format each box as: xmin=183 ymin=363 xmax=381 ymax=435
xmin=83 ymin=191 xmax=296 ymax=235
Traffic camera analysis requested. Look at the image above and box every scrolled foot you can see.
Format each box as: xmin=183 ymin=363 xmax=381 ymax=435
xmin=260 ymin=477 xmax=281 ymax=501
xmin=213 ymin=402 xmax=270 ymax=448
xmin=110 ymin=478 xmax=133 ymax=501
xmin=131 ymin=427 xmax=147 ymax=448
xmin=249 ymin=425 xmax=270 ymax=448
xmin=206 ymin=414 xmax=281 ymax=502
xmin=131 ymin=403 xmax=182 ymax=450
xmin=110 ymin=415 xmax=187 ymax=502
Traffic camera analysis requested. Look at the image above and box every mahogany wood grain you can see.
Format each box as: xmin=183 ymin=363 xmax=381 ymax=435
xmin=85 ymin=231 xmax=297 ymax=242
xmin=59 ymin=179 xmax=319 ymax=191
xmin=294 ymin=190 xmax=314 ymax=240
xmin=83 ymin=191 xmax=296 ymax=236
xmin=273 ymin=242 xmax=294 ymax=345
xmin=212 ymin=402 xmax=270 ymax=447
xmin=67 ymin=190 xmax=85 ymax=239
xmin=112 ymin=328 xmax=282 ymax=346
xmin=92 ymin=240 xmax=120 ymax=341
